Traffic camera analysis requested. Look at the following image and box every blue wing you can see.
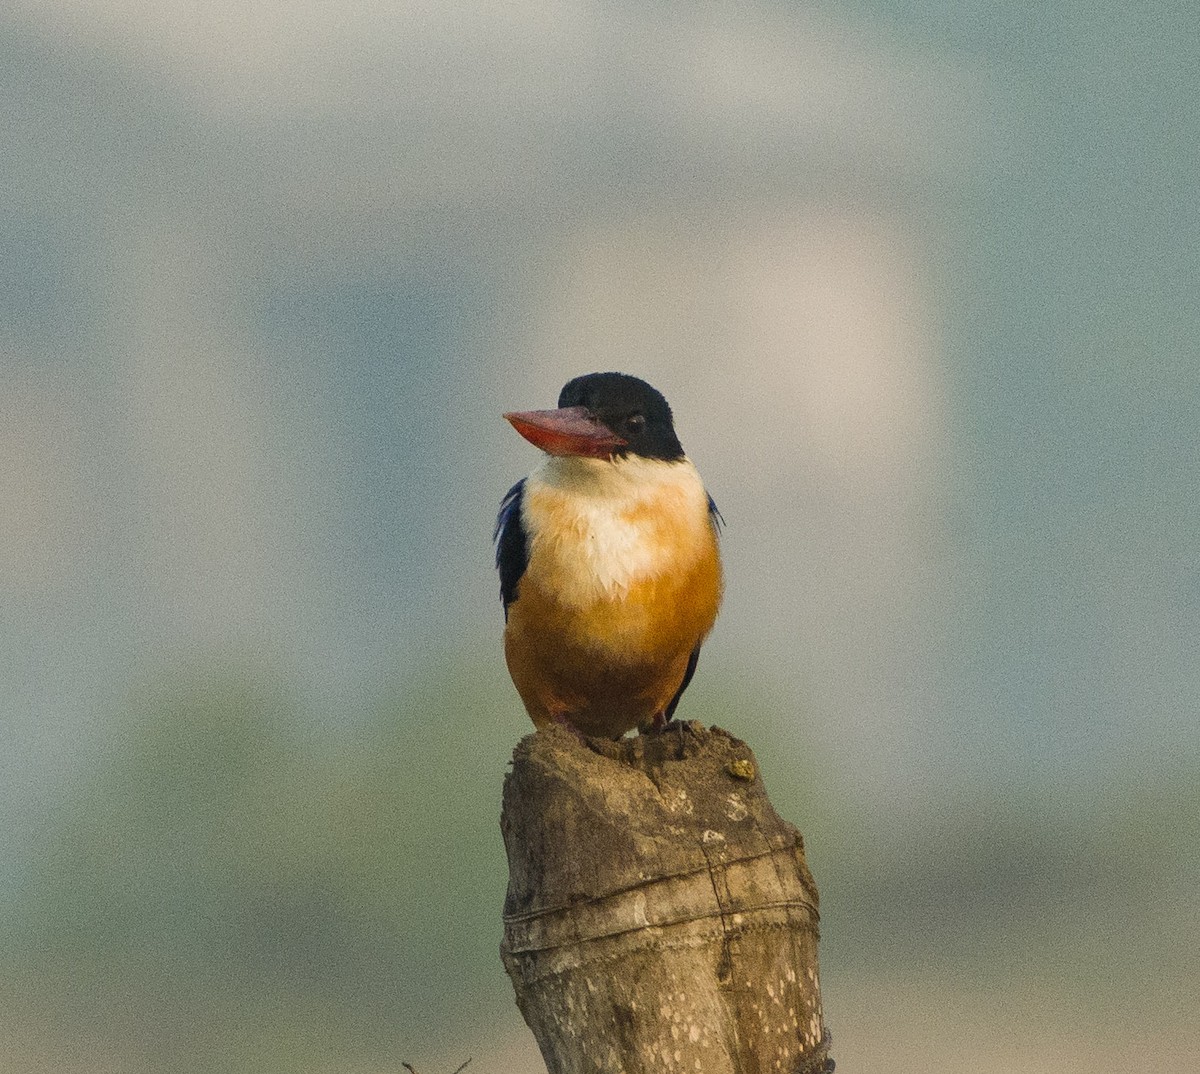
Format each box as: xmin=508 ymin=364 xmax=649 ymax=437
xmin=707 ymin=493 xmax=724 ymax=532
xmin=494 ymin=479 xmax=528 ymax=620
xmin=666 ymin=493 xmax=723 ymax=721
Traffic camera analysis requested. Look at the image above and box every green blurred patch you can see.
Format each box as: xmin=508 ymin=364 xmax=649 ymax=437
xmin=3 ymin=661 xmax=1196 ymax=1072
xmin=2 ymin=661 xmax=525 ymax=1073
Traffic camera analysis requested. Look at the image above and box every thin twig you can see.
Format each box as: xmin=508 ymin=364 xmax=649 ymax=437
xmin=400 ymin=1060 xmax=471 ymax=1074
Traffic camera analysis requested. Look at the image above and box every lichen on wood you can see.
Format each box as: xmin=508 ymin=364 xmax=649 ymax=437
xmin=500 ymin=722 xmax=832 ymax=1074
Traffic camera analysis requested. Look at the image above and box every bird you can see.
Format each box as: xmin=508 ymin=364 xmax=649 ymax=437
xmin=494 ymin=372 xmax=723 ymax=739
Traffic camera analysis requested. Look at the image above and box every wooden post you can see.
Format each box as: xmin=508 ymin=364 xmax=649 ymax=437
xmin=500 ymin=722 xmax=833 ymax=1074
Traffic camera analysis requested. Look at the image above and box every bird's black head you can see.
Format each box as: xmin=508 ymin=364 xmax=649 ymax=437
xmin=557 ymin=372 xmax=685 ymax=462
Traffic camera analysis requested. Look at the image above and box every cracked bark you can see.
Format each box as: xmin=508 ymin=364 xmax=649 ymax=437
xmin=500 ymin=722 xmax=832 ymax=1074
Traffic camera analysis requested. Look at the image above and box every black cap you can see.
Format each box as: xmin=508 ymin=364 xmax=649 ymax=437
xmin=557 ymin=372 xmax=685 ymax=462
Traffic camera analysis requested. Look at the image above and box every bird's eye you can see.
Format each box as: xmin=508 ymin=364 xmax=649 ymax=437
xmin=624 ymin=414 xmax=646 ymax=435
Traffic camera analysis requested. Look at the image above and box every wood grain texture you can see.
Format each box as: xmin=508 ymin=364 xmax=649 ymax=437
xmin=500 ymin=723 xmax=832 ymax=1074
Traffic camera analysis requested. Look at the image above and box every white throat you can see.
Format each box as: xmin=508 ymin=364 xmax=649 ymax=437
xmin=521 ymin=453 xmax=712 ymax=605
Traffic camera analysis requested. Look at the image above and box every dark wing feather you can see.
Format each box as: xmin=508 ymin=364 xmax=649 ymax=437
xmin=664 ymin=645 xmax=702 ymax=722
xmin=707 ymin=493 xmax=724 ymax=532
xmin=665 ymin=494 xmax=722 ymax=720
xmin=494 ymin=479 xmax=528 ymax=620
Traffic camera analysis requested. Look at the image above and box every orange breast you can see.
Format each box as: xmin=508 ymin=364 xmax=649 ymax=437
xmin=504 ymin=514 xmax=722 ymax=738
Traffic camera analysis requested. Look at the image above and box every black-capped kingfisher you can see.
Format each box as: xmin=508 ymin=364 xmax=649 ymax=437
xmin=494 ymin=372 xmax=723 ymax=738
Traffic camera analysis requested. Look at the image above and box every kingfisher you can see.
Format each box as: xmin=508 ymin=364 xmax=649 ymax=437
xmin=494 ymin=372 xmax=723 ymax=739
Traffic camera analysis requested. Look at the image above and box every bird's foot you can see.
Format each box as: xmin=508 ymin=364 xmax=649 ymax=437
xmin=549 ymin=711 xmax=589 ymax=744
xmin=640 ymin=712 xmax=674 ymax=735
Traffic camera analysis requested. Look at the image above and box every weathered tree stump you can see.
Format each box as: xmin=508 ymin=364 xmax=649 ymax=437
xmin=500 ymin=722 xmax=832 ymax=1074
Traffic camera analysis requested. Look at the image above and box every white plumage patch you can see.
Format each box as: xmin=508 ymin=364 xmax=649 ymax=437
xmin=521 ymin=453 xmax=713 ymax=609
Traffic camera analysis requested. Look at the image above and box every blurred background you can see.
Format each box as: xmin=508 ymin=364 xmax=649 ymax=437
xmin=3 ymin=1 xmax=1197 ymax=1071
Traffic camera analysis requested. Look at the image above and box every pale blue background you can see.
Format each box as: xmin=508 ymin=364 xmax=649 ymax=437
xmin=3 ymin=3 xmax=1196 ymax=1071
